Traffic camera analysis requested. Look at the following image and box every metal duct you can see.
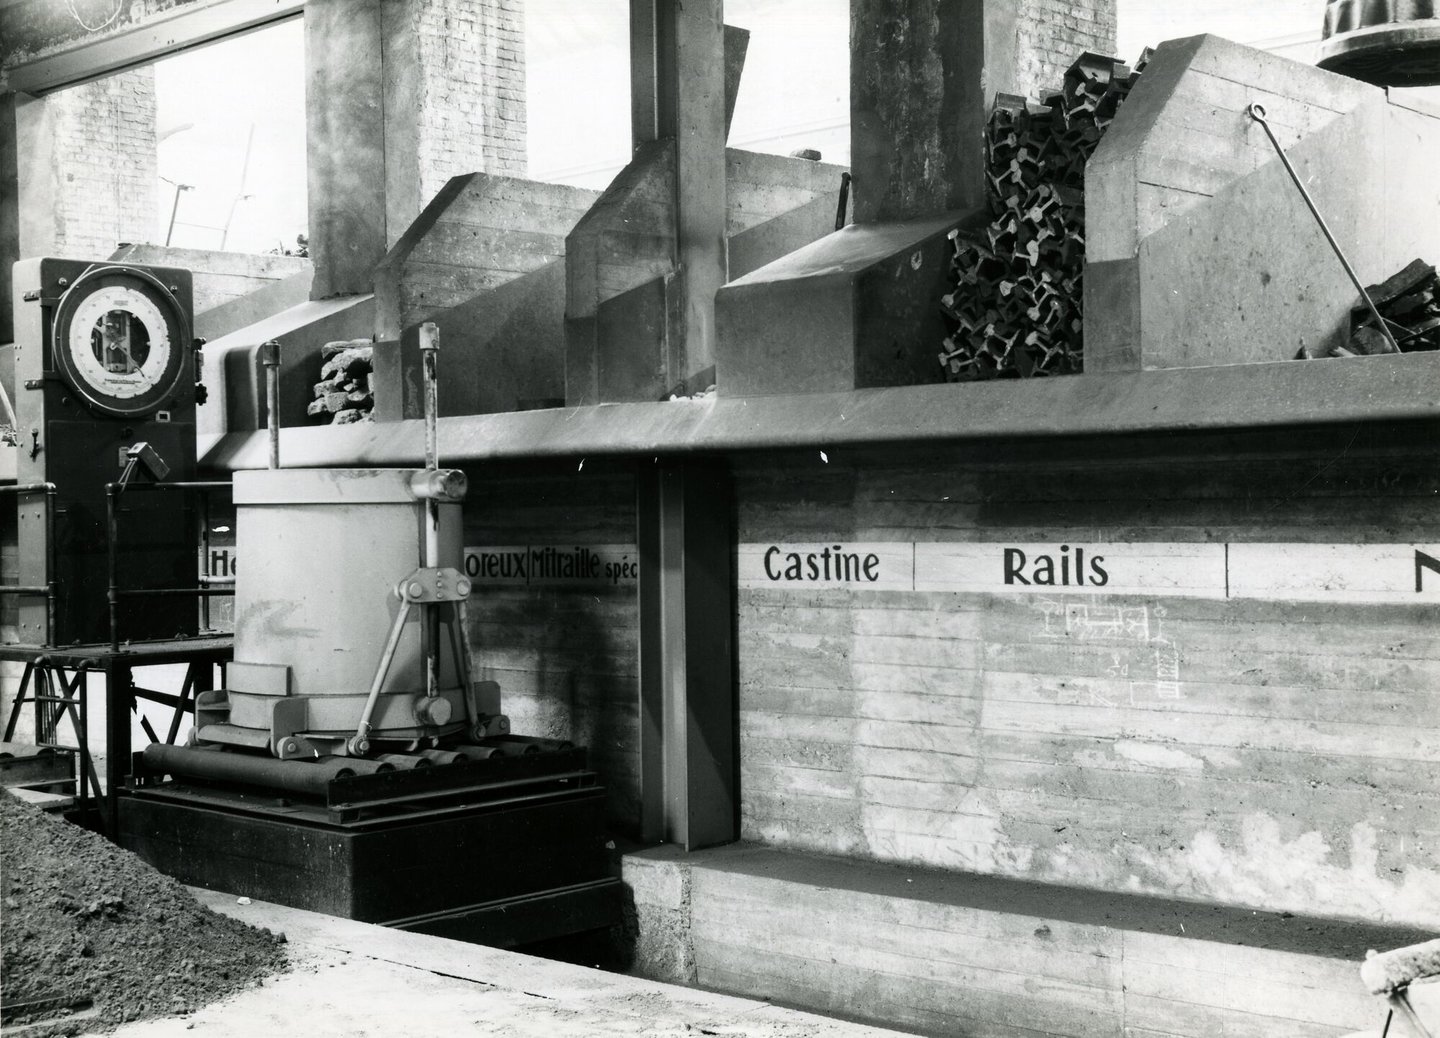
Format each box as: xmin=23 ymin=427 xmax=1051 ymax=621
xmin=1320 ymin=0 xmax=1440 ymax=86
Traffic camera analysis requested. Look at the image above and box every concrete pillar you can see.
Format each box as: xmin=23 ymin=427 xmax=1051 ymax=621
xmin=306 ymin=0 xmax=388 ymax=300
xmin=630 ymin=0 xmax=728 ymax=383
xmin=307 ymin=0 xmax=529 ymax=301
xmin=849 ymin=0 xmax=1116 ymax=224
xmin=0 ymin=93 xmax=47 ymax=344
xmin=850 ymin=0 xmax=1020 ymax=223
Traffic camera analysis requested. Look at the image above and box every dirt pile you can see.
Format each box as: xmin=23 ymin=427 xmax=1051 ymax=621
xmin=0 ymin=790 xmax=288 ymax=1031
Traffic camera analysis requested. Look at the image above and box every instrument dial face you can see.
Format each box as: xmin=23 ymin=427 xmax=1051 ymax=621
xmin=52 ymin=268 xmax=188 ymax=417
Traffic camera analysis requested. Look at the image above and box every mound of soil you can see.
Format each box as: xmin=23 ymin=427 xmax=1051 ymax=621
xmin=0 ymin=790 xmax=287 ymax=1031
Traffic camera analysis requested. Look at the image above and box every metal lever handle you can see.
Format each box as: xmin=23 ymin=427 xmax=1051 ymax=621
xmin=1246 ymin=103 xmax=1401 ymax=354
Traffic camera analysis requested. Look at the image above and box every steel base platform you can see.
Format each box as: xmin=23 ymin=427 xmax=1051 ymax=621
xmin=118 ymin=751 xmax=625 ymax=947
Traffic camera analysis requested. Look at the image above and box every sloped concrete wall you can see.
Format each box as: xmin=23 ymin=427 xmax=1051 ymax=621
xmin=1085 ymin=35 xmax=1440 ymax=370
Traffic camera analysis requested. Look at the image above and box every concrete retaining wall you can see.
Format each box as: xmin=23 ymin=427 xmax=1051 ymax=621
xmin=625 ymin=843 xmax=1418 ymax=1038
xmin=731 ymin=441 xmax=1440 ymax=930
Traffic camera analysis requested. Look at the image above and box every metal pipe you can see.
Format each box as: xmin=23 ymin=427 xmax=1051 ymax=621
xmin=418 ymin=322 xmax=441 ymax=704
xmin=143 ymin=743 xmax=340 ymax=796
xmin=376 ymin=752 xmax=432 ymax=769
xmin=1246 ymin=103 xmax=1402 ymax=354
xmin=261 ymin=340 xmax=281 ymax=469
xmin=106 ymin=485 xmax=120 ymax=652
xmin=44 ymin=484 xmax=56 ymax=644
xmin=0 ymin=482 xmax=58 ymax=495
xmin=200 ymin=491 xmax=211 ymax=632
xmin=348 ymin=599 xmax=412 ymax=755
xmin=115 ymin=588 xmax=234 ymax=598
xmin=419 ymin=322 xmax=439 ymax=474
xmin=101 ymin=481 xmax=231 ymax=491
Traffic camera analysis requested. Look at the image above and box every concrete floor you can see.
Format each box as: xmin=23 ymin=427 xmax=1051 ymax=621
xmin=85 ymin=889 xmax=919 ymax=1038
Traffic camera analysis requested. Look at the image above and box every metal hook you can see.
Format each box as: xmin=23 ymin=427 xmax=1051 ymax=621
xmin=1246 ymin=101 xmax=1401 ymax=354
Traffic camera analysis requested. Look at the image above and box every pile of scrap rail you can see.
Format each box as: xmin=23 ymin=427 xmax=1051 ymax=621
xmin=1302 ymin=258 xmax=1440 ymax=359
xmin=308 ymin=339 xmax=375 ymax=424
xmin=939 ymin=51 xmax=1148 ymax=381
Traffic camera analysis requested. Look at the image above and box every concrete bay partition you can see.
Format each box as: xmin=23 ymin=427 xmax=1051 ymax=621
xmin=565 ymin=145 xmax=845 ymax=404
xmin=197 ymin=295 xmax=374 ymax=437
xmin=373 ymin=174 xmax=602 ymax=419
xmin=715 ymin=211 xmax=980 ymax=396
xmin=108 ymin=244 xmax=313 ymax=341
xmin=1085 ymin=34 xmax=1440 ymax=370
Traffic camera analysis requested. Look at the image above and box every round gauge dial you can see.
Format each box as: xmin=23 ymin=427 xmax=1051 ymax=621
xmin=51 ymin=267 xmax=189 ymax=418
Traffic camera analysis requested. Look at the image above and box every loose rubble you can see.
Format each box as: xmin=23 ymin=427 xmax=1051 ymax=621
xmin=0 ymin=790 xmax=287 ymax=1033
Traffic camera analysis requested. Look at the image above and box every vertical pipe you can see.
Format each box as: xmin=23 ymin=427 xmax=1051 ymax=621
xmin=420 ymin=322 xmax=439 ymax=474
xmin=199 ymin=492 xmax=211 ymax=632
xmin=261 ymin=340 xmax=281 ymax=469
xmin=106 ymin=485 xmax=120 ymax=653
xmin=418 ymin=322 xmax=441 ymax=702
xmin=43 ymin=484 xmax=56 ymax=647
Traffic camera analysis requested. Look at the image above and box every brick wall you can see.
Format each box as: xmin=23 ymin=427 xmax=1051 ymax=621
xmin=414 ymin=0 xmax=527 ymax=201
xmin=1016 ymin=0 xmax=1119 ymax=96
xmin=48 ymin=66 xmax=158 ymax=257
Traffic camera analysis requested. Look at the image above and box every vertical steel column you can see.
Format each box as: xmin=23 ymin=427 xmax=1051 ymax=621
xmin=637 ymin=460 xmax=736 ymax=850
xmin=103 ymin=659 xmax=132 ymax=836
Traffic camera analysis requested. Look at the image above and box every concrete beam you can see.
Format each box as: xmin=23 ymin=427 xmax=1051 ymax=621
xmin=199 ymin=352 xmax=1440 ymax=471
xmin=0 ymin=0 xmax=303 ymax=95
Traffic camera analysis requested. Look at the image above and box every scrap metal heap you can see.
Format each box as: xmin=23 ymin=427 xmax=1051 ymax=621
xmin=939 ymin=51 xmax=1147 ymax=381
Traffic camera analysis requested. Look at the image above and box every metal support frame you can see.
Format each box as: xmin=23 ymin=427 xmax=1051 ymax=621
xmin=637 ymin=459 xmax=736 ymax=850
xmin=1 ymin=648 xmax=220 ymax=833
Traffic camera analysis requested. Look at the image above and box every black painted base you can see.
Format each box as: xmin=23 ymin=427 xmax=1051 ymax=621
xmin=117 ymin=785 xmax=624 ymax=946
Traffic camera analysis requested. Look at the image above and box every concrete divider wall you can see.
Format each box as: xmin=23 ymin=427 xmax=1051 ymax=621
xmin=374 ymin=173 xmax=601 ymax=418
xmin=566 ymin=146 xmax=846 ymax=404
xmin=109 ymin=244 xmax=311 ymax=323
xmin=731 ymin=441 xmax=1440 ymax=931
xmin=1084 ymin=35 xmax=1440 ymax=370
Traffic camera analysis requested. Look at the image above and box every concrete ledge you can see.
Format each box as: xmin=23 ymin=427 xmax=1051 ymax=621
xmin=95 ymin=887 xmax=916 ymax=1037
xmin=200 ymin=352 xmax=1440 ymax=471
xmin=624 ymin=844 xmax=1427 ymax=1038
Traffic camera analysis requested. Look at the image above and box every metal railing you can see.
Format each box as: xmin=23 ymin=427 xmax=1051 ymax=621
xmin=105 ymin=481 xmax=235 ymax=653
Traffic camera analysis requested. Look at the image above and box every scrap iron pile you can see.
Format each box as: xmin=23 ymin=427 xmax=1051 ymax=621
xmin=1305 ymin=258 xmax=1440 ymax=358
xmin=939 ymin=51 xmax=1148 ymax=381
xmin=308 ymin=339 xmax=375 ymax=424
